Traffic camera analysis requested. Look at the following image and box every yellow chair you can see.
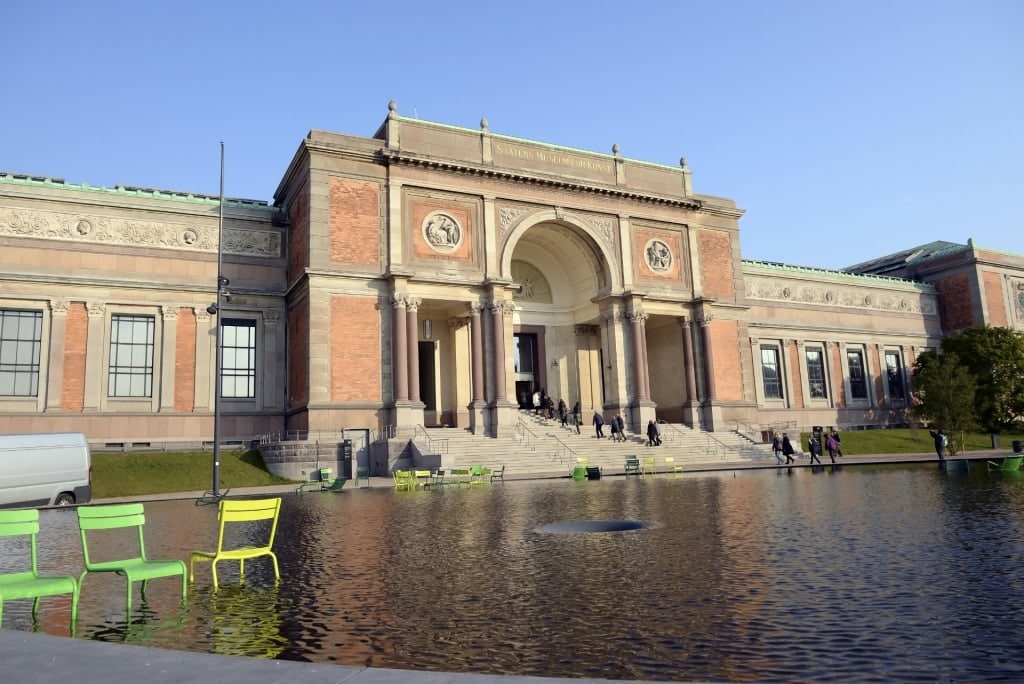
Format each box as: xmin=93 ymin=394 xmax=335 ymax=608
xmin=448 ymin=468 xmax=471 ymax=486
xmin=664 ymin=456 xmax=684 ymax=477
xmin=641 ymin=456 xmax=657 ymax=478
xmin=77 ymin=503 xmax=187 ymax=614
xmin=393 ymin=470 xmax=415 ymax=491
xmin=0 ymin=509 xmax=80 ymax=633
xmin=189 ymin=497 xmax=282 ymax=589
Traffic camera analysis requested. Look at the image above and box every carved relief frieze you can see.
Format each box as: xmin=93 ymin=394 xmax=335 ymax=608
xmin=511 ymin=259 xmax=553 ymax=303
xmin=585 ymin=214 xmax=615 ymax=244
xmin=421 ymin=211 xmax=463 ymax=254
xmin=498 ymin=205 xmax=532 ymax=237
xmin=0 ymin=206 xmax=281 ymax=257
xmin=1013 ymin=278 xmax=1024 ymax=319
xmin=744 ymin=278 xmax=938 ymax=315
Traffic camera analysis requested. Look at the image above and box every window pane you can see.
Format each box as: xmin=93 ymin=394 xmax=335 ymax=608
xmin=886 ymin=351 xmax=904 ymax=400
xmin=220 ymin=320 xmax=256 ymax=399
xmin=760 ymin=346 xmax=783 ymax=400
xmin=0 ymin=309 xmax=43 ymax=397
xmin=806 ymin=348 xmax=827 ymax=399
xmin=847 ymin=350 xmax=867 ymax=400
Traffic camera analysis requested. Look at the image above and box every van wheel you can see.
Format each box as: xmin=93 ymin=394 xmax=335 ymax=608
xmin=55 ymin=493 xmax=75 ymax=506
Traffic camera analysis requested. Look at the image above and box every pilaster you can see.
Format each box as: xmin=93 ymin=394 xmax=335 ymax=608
xmin=82 ymin=302 xmax=105 ymax=413
xmin=44 ymin=300 xmax=68 ymax=412
xmin=159 ymin=306 xmax=178 ymax=412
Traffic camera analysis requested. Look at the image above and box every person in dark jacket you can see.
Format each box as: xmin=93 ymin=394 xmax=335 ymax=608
xmin=929 ymin=427 xmax=946 ymax=461
xmin=646 ymin=420 xmax=659 ymax=447
xmin=782 ymin=433 xmax=795 ymax=464
xmin=593 ymin=411 xmax=605 ymax=438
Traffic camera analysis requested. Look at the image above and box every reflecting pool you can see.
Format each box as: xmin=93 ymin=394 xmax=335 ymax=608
xmin=4 ymin=462 xmax=1024 ymax=682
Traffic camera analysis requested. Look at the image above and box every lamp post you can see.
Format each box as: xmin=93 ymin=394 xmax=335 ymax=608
xmin=204 ymin=142 xmax=230 ymax=502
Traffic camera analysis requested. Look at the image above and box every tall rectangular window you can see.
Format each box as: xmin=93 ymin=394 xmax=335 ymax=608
xmin=760 ymin=346 xmax=783 ymax=400
xmin=221 ymin=319 xmax=257 ymax=398
xmin=805 ymin=347 xmax=828 ymax=399
xmin=847 ymin=349 xmax=868 ymax=400
xmin=108 ymin=314 xmax=155 ymax=397
xmin=0 ymin=309 xmax=42 ymax=397
xmin=885 ymin=350 xmax=905 ymax=401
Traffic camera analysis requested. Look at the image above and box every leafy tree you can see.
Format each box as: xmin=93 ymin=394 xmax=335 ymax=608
xmin=938 ymin=326 xmax=1024 ymax=432
xmin=912 ymin=351 xmax=977 ymax=455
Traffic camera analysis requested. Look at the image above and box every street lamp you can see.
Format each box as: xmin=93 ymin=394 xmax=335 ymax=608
xmin=200 ymin=143 xmax=230 ymax=504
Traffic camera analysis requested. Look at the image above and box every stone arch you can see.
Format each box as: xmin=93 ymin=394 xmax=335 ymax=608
xmin=499 ymin=210 xmax=621 ymax=293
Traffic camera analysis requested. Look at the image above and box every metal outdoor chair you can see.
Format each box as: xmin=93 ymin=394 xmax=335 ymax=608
xmin=189 ymin=497 xmax=282 ymax=589
xmin=664 ymin=456 xmax=684 ymax=477
xmin=0 ymin=508 xmax=80 ymax=633
xmin=624 ymin=457 xmax=641 ymax=477
xmin=987 ymin=455 xmax=1023 ymax=473
xmin=77 ymin=503 xmax=187 ymax=614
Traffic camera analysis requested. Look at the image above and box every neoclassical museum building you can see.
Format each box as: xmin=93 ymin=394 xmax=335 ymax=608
xmin=2 ymin=103 xmax=1023 ymax=450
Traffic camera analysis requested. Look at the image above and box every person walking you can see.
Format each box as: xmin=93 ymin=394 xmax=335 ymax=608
xmin=825 ymin=432 xmax=839 ymax=463
xmin=615 ymin=414 xmax=626 ymax=442
xmin=558 ymin=399 xmax=568 ymax=428
xmin=609 ymin=415 xmax=620 ymax=442
xmin=654 ymin=421 xmax=662 ymax=446
xmin=772 ymin=433 xmax=783 ymax=464
xmin=929 ymin=427 xmax=947 ymax=461
xmin=646 ymin=419 xmax=659 ymax=447
xmin=532 ymin=389 xmax=541 ymax=415
xmin=782 ymin=433 xmax=795 ymax=464
xmin=808 ymin=434 xmax=822 ymax=465
xmin=572 ymin=401 xmax=582 ymax=434
xmin=830 ymin=429 xmax=843 ymax=457
xmin=593 ymin=411 xmax=605 ymax=438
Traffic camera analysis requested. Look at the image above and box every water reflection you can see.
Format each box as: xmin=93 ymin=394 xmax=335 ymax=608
xmin=2 ymin=463 xmax=1023 ymax=681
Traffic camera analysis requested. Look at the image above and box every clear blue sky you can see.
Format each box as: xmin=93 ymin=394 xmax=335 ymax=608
xmin=3 ymin=0 xmax=1021 ymax=268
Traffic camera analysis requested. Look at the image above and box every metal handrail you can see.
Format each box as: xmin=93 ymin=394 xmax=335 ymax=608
xmin=548 ymin=434 xmax=578 ymax=465
xmin=514 ymin=418 xmax=541 ymax=449
xmin=733 ymin=420 xmax=762 ymax=443
xmin=413 ymin=424 xmax=448 ymax=455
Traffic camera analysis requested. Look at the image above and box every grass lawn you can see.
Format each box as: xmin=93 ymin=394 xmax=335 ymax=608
xmin=797 ymin=427 xmax=1024 ymax=456
xmin=91 ymin=449 xmax=293 ymax=498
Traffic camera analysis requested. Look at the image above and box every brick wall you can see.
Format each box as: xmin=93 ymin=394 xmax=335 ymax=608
xmin=174 ymin=308 xmax=196 ymax=412
xmin=330 ymin=178 xmax=380 ymax=267
xmin=288 ymin=297 xmax=309 ymax=409
xmin=710 ymin=319 xmax=743 ymax=401
xmin=982 ymin=271 xmax=1008 ymax=326
xmin=411 ymin=200 xmax=474 ymax=262
xmin=330 ymin=295 xmax=381 ymax=402
xmin=288 ymin=179 xmax=309 ymax=284
xmin=936 ymin=273 xmax=974 ymax=331
xmin=60 ymin=303 xmax=87 ymax=412
xmin=635 ymin=227 xmax=684 ymax=282
xmin=788 ymin=342 xmax=804 ymax=408
xmin=698 ymin=229 xmax=735 ymax=298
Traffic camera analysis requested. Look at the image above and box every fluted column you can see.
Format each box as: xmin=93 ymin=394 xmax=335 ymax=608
xmin=392 ymin=295 xmax=408 ymax=402
xmin=699 ymin=314 xmax=717 ymax=402
xmin=489 ymin=300 xmax=511 ymax=402
xmin=469 ymin=304 xmax=484 ymax=403
xmin=678 ymin=317 xmax=698 ymax=403
xmin=45 ymin=300 xmax=69 ymax=412
xmin=83 ymin=302 xmax=105 ymax=412
xmin=406 ymin=297 xmax=421 ymax=403
xmin=628 ymin=309 xmax=650 ymax=402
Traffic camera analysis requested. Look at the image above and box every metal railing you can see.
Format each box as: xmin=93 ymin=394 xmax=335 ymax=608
xmin=413 ymin=424 xmax=449 ymax=455
xmin=733 ymin=420 xmax=763 ymax=443
xmin=514 ymin=418 xmax=542 ymax=449
xmin=548 ymin=434 xmax=578 ymax=466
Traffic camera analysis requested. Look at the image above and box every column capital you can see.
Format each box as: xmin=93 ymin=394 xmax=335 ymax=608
xmin=162 ymin=305 xmax=180 ymax=320
xmin=467 ymin=302 xmax=483 ymax=317
xmin=449 ymin=317 xmax=470 ymax=330
xmin=575 ymin=325 xmax=598 ymax=336
xmin=626 ymin=309 xmax=649 ymax=324
xmin=391 ymin=294 xmax=409 ymax=309
xmin=50 ymin=299 xmax=70 ymax=316
xmin=406 ymin=297 xmax=422 ymax=313
xmin=196 ymin=310 xmax=212 ymax=323
xmin=750 ymin=337 xmax=759 ymax=346
xmin=263 ymin=310 xmax=281 ymax=327
xmin=697 ymin=314 xmax=714 ymax=327
xmin=489 ymin=300 xmax=515 ymax=316
xmin=599 ymin=310 xmax=619 ymax=325
xmin=86 ymin=302 xmax=105 ymax=318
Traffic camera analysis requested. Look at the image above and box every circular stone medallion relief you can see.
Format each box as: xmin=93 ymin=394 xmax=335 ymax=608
xmin=422 ymin=212 xmax=463 ymax=254
xmin=643 ymin=238 xmax=672 ymax=272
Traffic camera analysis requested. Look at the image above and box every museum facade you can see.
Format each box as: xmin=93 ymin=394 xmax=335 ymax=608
xmin=2 ymin=103 xmax=1022 ymax=447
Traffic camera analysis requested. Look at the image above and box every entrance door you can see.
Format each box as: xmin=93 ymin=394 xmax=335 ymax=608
xmin=514 ymin=333 xmax=538 ymax=408
xmin=418 ymin=341 xmax=438 ymax=423
xmin=343 ymin=428 xmax=370 ymax=477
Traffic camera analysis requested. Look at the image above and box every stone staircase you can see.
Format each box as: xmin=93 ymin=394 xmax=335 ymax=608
xmin=392 ymin=413 xmax=772 ymax=478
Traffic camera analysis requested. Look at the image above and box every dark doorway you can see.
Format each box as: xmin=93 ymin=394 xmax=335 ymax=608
xmin=514 ymin=333 xmax=538 ymax=408
xmin=419 ymin=340 xmax=436 ymax=416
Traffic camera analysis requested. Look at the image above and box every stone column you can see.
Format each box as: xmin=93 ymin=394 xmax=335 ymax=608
xmin=488 ymin=297 xmax=517 ymax=437
xmin=82 ymin=302 xmax=105 ymax=413
xmin=45 ymin=300 xmax=69 ymax=412
xmin=627 ymin=309 xmax=649 ymax=402
xmin=406 ymin=297 xmax=421 ymax=403
xmin=159 ymin=306 xmax=178 ymax=412
xmin=678 ymin=316 xmax=699 ymax=426
xmin=698 ymin=313 xmax=723 ymax=430
xmin=392 ymin=295 xmax=408 ymax=402
xmin=194 ymin=310 xmax=213 ymax=413
xmin=469 ymin=304 xmax=485 ymax=404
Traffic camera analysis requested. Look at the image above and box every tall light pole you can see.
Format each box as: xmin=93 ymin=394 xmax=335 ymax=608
xmin=205 ymin=142 xmax=230 ymax=501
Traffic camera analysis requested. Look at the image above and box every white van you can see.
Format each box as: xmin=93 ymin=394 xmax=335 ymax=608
xmin=0 ymin=432 xmax=92 ymax=508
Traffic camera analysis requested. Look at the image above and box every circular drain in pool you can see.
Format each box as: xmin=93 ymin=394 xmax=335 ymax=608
xmin=540 ymin=520 xmax=647 ymax=534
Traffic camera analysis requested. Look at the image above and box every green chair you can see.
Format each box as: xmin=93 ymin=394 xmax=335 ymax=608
xmin=294 ymin=469 xmax=322 ymax=494
xmin=0 ymin=509 xmax=79 ymax=633
xmin=355 ymin=465 xmax=371 ymax=487
xmin=469 ymin=465 xmax=488 ymax=485
xmin=77 ymin=503 xmax=187 ymax=614
xmin=624 ymin=457 xmax=641 ymax=477
xmin=189 ymin=497 xmax=281 ymax=589
xmin=489 ymin=465 xmax=506 ymax=483
xmin=987 ymin=455 xmax=1023 ymax=472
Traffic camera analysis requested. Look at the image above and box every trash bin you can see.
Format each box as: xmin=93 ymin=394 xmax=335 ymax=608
xmin=586 ymin=466 xmax=602 ymax=480
xmin=991 ymin=434 xmax=1000 ymax=449
xmin=340 ymin=439 xmax=353 ymax=478
xmin=1013 ymin=440 xmax=1023 ymax=454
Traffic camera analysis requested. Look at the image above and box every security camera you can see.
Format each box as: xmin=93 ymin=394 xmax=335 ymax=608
xmin=206 ymin=303 xmax=219 ymax=316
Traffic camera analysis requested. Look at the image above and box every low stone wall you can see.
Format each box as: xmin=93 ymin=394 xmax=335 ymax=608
xmin=260 ymin=441 xmax=344 ymax=480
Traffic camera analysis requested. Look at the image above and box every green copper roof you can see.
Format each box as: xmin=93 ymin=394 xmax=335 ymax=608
xmin=0 ymin=172 xmax=280 ymax=212
xmin=742 ymin=258 xmax=934 ymax=290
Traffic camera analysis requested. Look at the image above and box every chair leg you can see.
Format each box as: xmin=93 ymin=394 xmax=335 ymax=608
xmin=32 ymin=596 xmax=41 ymax=620
xmin=71 ymin=582 xmax=80 ymax=636
xmin=211 ymin=560 xmax=220 ymax=589
xmin=269 ymin=551 xmax=281 ymax=582
xmin=239 ymin=558 xmax=246 ymax=582
xmin=126 ymin=578 xmax=134 ymax=615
